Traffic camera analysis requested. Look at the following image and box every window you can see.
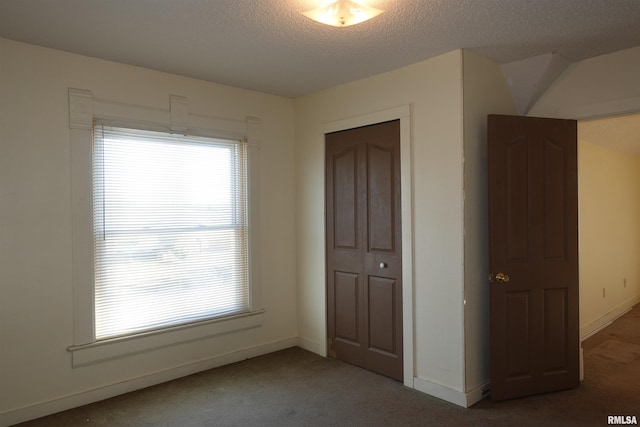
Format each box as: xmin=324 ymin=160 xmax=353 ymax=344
xmin=93 ymin=125 xmax=249 ymax=340
xmin=68 ymin=90 xmax=262 ymax=366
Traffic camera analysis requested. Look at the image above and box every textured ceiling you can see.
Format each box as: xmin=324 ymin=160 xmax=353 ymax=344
xmin=1 ymin=0 xmax=640 ymax=98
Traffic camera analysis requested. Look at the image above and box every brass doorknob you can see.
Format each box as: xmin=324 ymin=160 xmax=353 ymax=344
xmin=495 ymin=272 xmax=510 ymax=283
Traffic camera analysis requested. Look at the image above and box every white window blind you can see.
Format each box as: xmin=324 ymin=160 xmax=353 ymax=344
xmin=93 ymin=125 xmax=249 ymax=340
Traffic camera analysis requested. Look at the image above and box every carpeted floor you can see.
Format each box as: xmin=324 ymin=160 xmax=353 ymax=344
xmin=15 ymin=304 xmax=640 ymax=426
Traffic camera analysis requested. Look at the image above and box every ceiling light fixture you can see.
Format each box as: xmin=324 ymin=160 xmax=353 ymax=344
xmin=302 ymin=0 xmax=384 ymax=28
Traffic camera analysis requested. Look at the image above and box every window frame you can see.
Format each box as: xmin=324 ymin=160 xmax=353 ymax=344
xmin=93 ymin=124 xmax=250 ymax=340
xmin=68 ymin=89 xmax=263 ymax=367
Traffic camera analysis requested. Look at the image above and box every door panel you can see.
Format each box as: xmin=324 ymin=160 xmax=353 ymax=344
xmin=326 ymin=120 xmax=403 ymax=381
xmin=543 ymin=139 xmax=568 ymax=260
xmin=334 ymin=271 xmax=360 ymax=345
xmin=367 ymin=144 xmax=395 ymax=252
xmin=543 ymin=288 xmax=568 ymax=372
xmin=489 ymin=114 xmax=579 ymax=401
xmin=506 ymin=138 xmax=530 ymax=262
xmin=505 ymin=291 xmax=532 ymax=379
xmin=368 ymin=276 xmax=397 ymax=354
xmin=333 ymin=147 xmax=358 ymax=249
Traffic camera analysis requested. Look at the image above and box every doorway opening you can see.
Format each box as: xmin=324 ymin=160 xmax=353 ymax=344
xmin=577 ymin=112 xmax=640 ymax=340
xmin=320 ymin=105 xmax=413 ymax=386
xmin=325 ymin=120 xmax=403 ymax=381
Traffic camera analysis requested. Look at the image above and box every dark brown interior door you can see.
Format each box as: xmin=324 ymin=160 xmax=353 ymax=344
xmin=488 ymin=114 xmax=580 ymax=401
xmin=326 ymin=120 xmax=403 ymax=381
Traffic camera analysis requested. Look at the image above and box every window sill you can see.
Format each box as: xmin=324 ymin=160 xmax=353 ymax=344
xmin=68 ymin=309 xmax=264 ymax=367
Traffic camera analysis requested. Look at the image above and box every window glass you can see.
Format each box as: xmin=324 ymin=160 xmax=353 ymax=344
xmin=93 ymin=125 xmax=248 ymax=339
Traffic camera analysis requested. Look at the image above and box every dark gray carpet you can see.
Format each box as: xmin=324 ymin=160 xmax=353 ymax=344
xmin=15 ymin=305 xmax=640 ymax=426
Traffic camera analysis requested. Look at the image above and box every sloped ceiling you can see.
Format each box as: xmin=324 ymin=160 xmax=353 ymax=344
xmin=1 ymin=0 xmax=640 ymax=98
xmin=501 ymin=53 xmax=572 ymax=116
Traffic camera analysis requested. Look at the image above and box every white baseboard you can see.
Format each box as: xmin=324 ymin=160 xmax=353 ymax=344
xmin=1 ymin=337 xmax=298 ymax=427
xmin=295 ymin=337 xmax=325 ymax=356
xmin=413 ymin=377 xmax=488 ymax=408
xmin=580 ymin=295 xmax=640 ymax=341
xmin=464 ymin=382 xmax=491 ymax=407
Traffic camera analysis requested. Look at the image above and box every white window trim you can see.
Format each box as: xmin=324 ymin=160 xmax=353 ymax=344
xmin=68 ymin=88 xmax=263 ymax=367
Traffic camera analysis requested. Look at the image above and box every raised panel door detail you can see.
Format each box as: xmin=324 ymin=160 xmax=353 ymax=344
xmin=506 ymin=137 xmax=529 ymax=262
xmin=505 ymin=291 xmax=532 ymax=380
xmin=334 ymin=271 xmax=360 ymax=344
xmin=367 ymin=145 xmax=395 ymax=253
xmin=333 ymin=147 xmax=358 ymax=249
xmin=543 ymin=139 xmax=567 ymax=261
xmin=544 ymin=288 xmax=568 ymax=374
xmin=368 ymin=276 xmax=396 ymax=355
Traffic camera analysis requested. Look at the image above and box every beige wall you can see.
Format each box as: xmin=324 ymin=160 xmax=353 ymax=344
xmin=461 ymin=51 xmax=517 ymax=394
xmin=295 ymin=50 xmax=473 ymax=403
xmin=529 ymin=46 xmax=640 ymax=337
xmin=0 ymin=38 xmax=297 ymax=424
xmin=3 ymin=34 xmax=640 ymax=422
xmin=578 ymin=140 xmax=640 ymax=337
